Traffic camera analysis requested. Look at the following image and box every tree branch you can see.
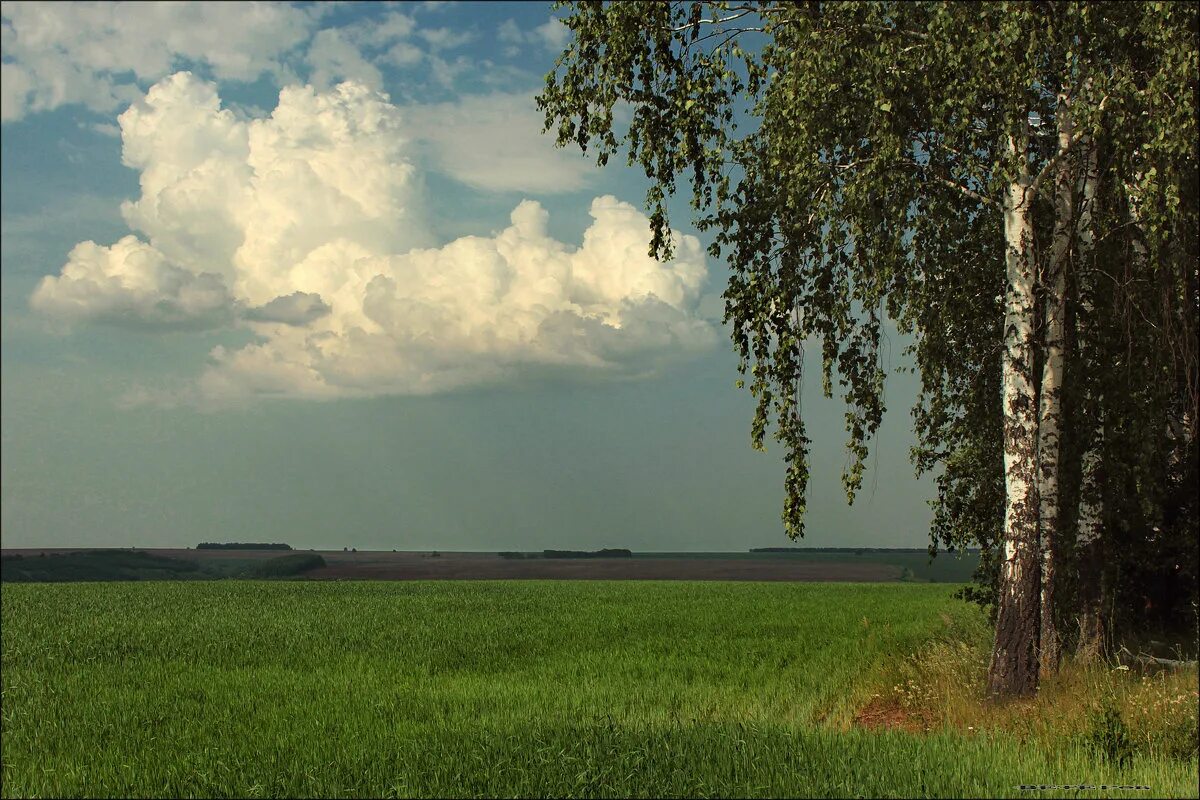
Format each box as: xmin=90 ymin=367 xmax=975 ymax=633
xmin=927 ymin=172 xmax=995 ymax=207
xmin=669 ymin=8 xmax=756 ymax=32
xmin=1028 ymin=95 xmax=1111 ymax=198
xmin=901 ymin=158 xmax=996 ymax=207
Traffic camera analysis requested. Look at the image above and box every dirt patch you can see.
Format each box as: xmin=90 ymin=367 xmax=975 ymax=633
xmin=853 ymin=696 xmax=929 ymax=733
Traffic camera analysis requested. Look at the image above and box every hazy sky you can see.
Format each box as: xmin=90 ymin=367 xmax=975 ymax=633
xmin=1 ymin=0 xmax=936 ymax=551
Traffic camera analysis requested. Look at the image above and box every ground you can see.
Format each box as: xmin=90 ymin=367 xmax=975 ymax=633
xmin=0 ymin=548 xmax=905 ymax=581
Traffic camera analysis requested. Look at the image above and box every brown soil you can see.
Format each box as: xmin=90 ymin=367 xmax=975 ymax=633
xmin=853 ymin=696 xmax=930 ymax=733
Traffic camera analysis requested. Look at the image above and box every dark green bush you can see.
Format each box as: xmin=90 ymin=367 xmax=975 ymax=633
xmin=1084 ymin=700 xmax=1134 ymax=767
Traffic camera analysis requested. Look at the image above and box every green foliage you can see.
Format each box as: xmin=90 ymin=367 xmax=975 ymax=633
xmin=3 ymin=582 xmax=1195 ymax=798
xmin=0 ymin=550 xmax=202 ymax=583
xmin=1126 ymin=673 xmax=1200 ymax=763
xmin=1084 ymin=698 xmax=1135 ymax=768
xmin=539 ymin=2 xmax=1198 ymax=637
xmin=235 ymin=553 xmax=326 ymax=579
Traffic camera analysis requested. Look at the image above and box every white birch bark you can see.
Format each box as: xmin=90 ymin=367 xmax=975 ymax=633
xmin=988 ymin=123 xmax=1042 ymax=697
xmin=1037 ymin=93 xmax=1074 ymax=679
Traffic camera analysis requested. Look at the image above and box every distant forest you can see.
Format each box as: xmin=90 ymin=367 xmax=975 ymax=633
xmin=196 ymin=543 xmax=292 ymax=551
xmin=749 ymin=547 xmax=982 ymax=554
xmin=500 ymin=549 xmax=633 ymax=559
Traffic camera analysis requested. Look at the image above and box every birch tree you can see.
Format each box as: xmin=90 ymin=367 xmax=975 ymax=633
xmin=539 ymin=0 xmax=1198 ymax=696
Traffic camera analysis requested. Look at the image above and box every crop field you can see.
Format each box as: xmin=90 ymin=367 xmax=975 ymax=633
xmin=2 ymin=581 xmax=1196 ymax=798
xmin=0 ymin=547 xmax=980 ymax=583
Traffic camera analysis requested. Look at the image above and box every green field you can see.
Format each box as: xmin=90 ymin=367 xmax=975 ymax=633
xmin=643 ymin=549 xmax=983 ymax=583
xmin=2 ymin=581 xmax=1195 ymax=798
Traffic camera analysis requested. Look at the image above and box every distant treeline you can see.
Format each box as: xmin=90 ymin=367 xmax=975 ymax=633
xmin=1 ymin=550 xmax=203 ymax=583
xmin=544 ymin=549 xmax=632 ymax=559
xmin=196 ymin=542 xmax=292 ymax=551
xmin=499 ymin=549 xmax=633 ymax=559
xmin=749 ymin=547 xmax=981 ymax=554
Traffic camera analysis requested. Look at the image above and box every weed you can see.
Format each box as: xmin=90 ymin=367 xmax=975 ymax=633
xmin=1084 ymin=698 xmax=1135 ymax=767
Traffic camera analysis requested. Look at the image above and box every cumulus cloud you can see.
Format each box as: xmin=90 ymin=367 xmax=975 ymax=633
xmin=245 ymin=292 xmax=331 ymax=325
xmin=29 ymin=236 xmax=236 ymax=330
xmin=0 ymin=1 xmax=316 ymax=122
xmin=31 ymin=73 xmax=716 ymax=405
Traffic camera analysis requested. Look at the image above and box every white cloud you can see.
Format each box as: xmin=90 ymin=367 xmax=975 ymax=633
xmin=357 ymin=10 xmax=416 ymax=48
xmin=418 ymin=26 xmax=475 ymax=51
xmin=533 ymin=17 xmax=569 ymax=52
xmin=497 ymin=19 xmax=523 ymax=45
xmin=427 ymin=54 xmax=470 ymax=90
xmin=29 ymin=235 xmax=236 ymax=330
xmin=86 ymin=121 xmax=121 ymax=138
xmin=303 ymin=8 xmax=419 ymax=89
xmin=30 ymin=73 xmax=716 ymax=405
xmin=244 ymin=291 xmax=331 ymax=325
xmin=382 ymin=42 xmax=424 ymax=67
xmin=495 ymin=16 xmax=569 ymax=56
xmin=408 ymin=91 xmax=596 ymax=193
xmin=305 ymin=28 xmax=385 ymax=92
xmin=0 ymin=1 xmax=316 ymax=122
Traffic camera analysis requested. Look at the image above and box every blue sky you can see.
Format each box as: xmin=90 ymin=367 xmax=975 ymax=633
xmin=1 ymin=0 xmax=935 ymax=551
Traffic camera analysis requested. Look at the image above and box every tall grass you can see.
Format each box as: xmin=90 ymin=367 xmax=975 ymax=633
xmin=871 ymin=615 xmax=1199 ymax=763
xmin=2 ymin=581 xmax=1196 ymax=798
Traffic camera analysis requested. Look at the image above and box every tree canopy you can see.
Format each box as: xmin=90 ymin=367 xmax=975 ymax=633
xmin=540 ymin=0 xmax=1197 ymax=696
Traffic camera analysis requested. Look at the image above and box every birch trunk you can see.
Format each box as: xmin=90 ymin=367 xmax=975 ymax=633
xmin=1074 ymin=139 xmax=1105 ymax=662
xmin=988 ymin=127 xmax=1042 ymax=698
xmin=1037 ymin=95 xmax=1074 ymax=679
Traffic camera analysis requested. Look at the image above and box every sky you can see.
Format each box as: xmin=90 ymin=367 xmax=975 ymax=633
xmin=1 ymin=0 xmax=937 ymax=552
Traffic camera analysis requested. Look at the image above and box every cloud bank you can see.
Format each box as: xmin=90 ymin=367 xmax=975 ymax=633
xmin=30 ymin=73 xmax=716 ymax=405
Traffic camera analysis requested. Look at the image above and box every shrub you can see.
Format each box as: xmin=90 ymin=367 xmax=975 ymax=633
xmin=1083 ymin=698 xmax=1134 ymax=767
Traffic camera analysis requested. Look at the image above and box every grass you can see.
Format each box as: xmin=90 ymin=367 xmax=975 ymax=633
xmin=2 ymin=581 xmax=1196 ymax=798
xmin=870 ymin=619 xmax=1200 ymax=762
